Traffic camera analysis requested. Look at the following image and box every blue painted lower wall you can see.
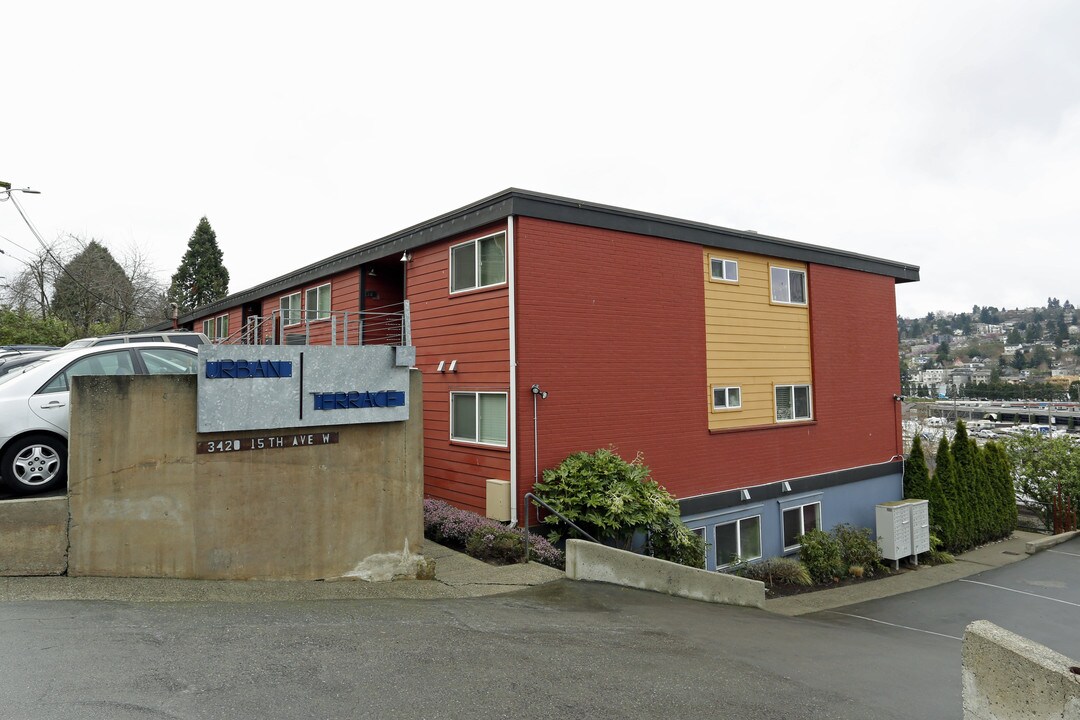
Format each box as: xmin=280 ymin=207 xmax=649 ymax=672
xmin=682 ymin=468 xmax=903 ymax=572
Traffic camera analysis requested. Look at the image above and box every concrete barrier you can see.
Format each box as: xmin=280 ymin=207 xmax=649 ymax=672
xmin=0 ymin=495 xmax=68 ymax=575
xmin=564 ymin=539 xmax=765 ymax=608
xmin=962 ymin=620 xmax=1080 ymax=719
xmin=1025 ymin=530 xmax=1080 ymax=555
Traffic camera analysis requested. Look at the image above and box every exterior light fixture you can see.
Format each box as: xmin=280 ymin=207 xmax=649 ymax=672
xmin=400 ymin=252 xmax=411 ymax=263
xmin=448 ymin=360 xmax=457 ymax=373
xmin=739 ymin=489 xmax=751 ymax=501
xmin=368 ymin=267 xmax=377 ymax=277
xmin=436 ymin=361 xmax=445 ymax=373
xmin=781 ymin=481 xmax=792 ymax=493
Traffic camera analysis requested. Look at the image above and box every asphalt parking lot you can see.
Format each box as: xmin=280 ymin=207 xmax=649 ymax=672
xmin=809 ymin=535 xmax=1080 ymax=658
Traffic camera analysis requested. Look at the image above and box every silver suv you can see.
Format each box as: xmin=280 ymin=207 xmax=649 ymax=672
xmin=64 ymin=331 xmax=211 ymax=349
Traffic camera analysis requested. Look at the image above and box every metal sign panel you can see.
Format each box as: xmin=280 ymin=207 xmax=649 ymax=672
xmin=197 ymin=345 xmax=410 ymax=433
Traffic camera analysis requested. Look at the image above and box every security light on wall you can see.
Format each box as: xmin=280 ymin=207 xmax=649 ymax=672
xmin=781 ymin=481 xmax=792 ymax=493
xmin=436 ymin=361 xmax=445 ymax=373
xmin=739 ymin=489 xmax=751 ymax=501
xmin=448 ymin=360 xmax=457 ymax=373
xmin=400 ymin=252 xmax=411 ymax=262
xmin=368 ymin=267 xmax=377 ymax=277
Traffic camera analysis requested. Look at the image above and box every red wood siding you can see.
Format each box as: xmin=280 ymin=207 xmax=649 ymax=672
xmin=513 ymin=217 xmax=901 ymax=509
xmin=408 ymin=222 xmax=511 ymax=513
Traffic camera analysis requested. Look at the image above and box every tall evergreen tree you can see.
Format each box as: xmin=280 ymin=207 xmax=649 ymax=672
xmin=984 ymin=441 xmax=1018 ymax=539
xmin=950 ymin=422 xmax=977 ymax=548
xmin=51 ymin=240 xmax=133 ymax=335
xmin=931 ymin=437 xmax=960 ymax=551
xmin=904 ymin=435 xmax=931 ymax=500
xmin=167 ymin=217 xmax=229 ymax=314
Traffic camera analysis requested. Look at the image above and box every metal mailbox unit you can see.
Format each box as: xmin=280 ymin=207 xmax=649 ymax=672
xmin=876 ymin=499 xmax=930 ymax=570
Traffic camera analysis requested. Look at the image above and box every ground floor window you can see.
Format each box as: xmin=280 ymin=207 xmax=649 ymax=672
xmin=782 ymin=501 xmax=821 ymax=550
xmin=715 ymin=515 xmax=762 ymax=568
xmin=450 ymin=391 xmax=507 ymax=446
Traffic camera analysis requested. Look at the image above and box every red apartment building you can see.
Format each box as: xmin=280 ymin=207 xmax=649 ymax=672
xmin=166 ymin=190 xmax=919 ymax=571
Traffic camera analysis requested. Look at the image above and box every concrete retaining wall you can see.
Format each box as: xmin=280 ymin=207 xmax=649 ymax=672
xmin=0 ymin=495 xmax=68 ymax=575
xmin=962 ymin=620 xmax=1080 ymax=719
xmin=564 ymin=539 xmax=765 ymax=608
xmin=66 ymin=371 xmax=423 ymax=581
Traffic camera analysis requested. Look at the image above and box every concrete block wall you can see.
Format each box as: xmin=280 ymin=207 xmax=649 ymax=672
xmin=0 ymin=496 xmax=68 ymax=575
xmin=564 ymin=539 xmax=765 ymax=608
xmin=66 ymin=371 xmax=424 ymax=581
xmin=962 ymin=620 xmax=1080 ymax=719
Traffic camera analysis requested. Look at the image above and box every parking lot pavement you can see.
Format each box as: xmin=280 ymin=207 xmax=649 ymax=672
xmin=805 ymin=535 xmax=1080 ymax=660
xmin=0 ymin=579 xmax=972 ymax=720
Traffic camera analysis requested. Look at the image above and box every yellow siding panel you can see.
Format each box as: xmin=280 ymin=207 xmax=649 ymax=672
xmin=703 ymin=250 xmax=812 ymax=431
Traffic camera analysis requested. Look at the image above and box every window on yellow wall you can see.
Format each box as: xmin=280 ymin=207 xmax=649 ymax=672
xmin=770 ymin=266 xmax=807 ymax=304
xmin=709 ymin=257 xmax=738 ymax=282
xmin=712 ymin=386 xmax=742 ymax=410
xmin=775 ymin=384 xmax=812 ymax=421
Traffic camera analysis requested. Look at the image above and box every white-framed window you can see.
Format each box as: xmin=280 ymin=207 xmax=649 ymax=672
xmin=305 ymin=283 xmax=331 ymax=321
xmin=770 ymin=266 xmax=807 ymax=305
xmin=782 ymin=501 xmax=821 ymax=550
xmin=280 ymin=292 xmax=302 ymax=326
xmin=450 ymin=391 xmax=508 ymax=446
xmin=450 ymin=232 xmax=507 ymax=293
xmin=775 ymin=384 xmax=812 ymax=422
xmin=715 ymin=515 xmax=762 ymax=568
xmin=202 ymin=319 xmax=213 ymax=338
xmin=709 ymin=257 xmax=739 ymax=283
xmin=215 ymin=314 xmax=229 ymax=340
xmin=712 ymin=386 xmax=742 ymax=411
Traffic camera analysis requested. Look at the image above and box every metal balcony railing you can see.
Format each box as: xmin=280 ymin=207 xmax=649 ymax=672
xmin=216 ymin=301 xmax=411 ymax=347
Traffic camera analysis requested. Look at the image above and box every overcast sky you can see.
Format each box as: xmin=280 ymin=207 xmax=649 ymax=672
xmin=2 ymin=1 xmax=1078 ymax=319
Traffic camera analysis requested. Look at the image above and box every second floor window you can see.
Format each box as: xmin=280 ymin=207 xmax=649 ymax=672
xmin=771 ymin=266 xmax=807 ymax=305
xmin=451 ymin=232 xmax=506 ymax=293
xmin=281 ymin=292 xmax=301 ymax=326
xmin=305 ymin=283 xmax=331 ymax=321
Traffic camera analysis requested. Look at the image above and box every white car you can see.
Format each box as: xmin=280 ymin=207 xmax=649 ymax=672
xmin=0 ymin=343 xmax=198 ymax=495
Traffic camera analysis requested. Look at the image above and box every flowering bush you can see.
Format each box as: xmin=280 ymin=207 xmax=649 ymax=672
xmin=423 ymin=498 xmax=564 ymax=568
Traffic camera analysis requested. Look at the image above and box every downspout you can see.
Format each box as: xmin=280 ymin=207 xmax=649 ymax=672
xmin=507 ymin=216 xmax=518 ymax=527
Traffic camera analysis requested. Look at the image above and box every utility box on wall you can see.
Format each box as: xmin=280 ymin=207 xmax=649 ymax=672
xmin=486 ymin=479 xmax=511 ymax=521
xmin=876 ymin=499 xmax=930 ymax=569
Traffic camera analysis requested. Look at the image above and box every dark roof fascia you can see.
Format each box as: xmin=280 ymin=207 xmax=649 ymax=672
xmin=154 ymin=188 xmax=919 ymax=329
xmin=506 ymin=190 xmax=921 ymax=283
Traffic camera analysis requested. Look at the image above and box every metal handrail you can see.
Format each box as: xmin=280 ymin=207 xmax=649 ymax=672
xmin=523 ymin=492 xmax=599 ymax=562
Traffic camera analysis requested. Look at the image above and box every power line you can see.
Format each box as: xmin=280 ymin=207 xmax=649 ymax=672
xmin=1 ymin=186 xmax=143 ymax=318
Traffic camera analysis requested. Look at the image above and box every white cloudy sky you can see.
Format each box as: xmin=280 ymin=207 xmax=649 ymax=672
xmin=2 ymin=1 xmax=1078 ymax=318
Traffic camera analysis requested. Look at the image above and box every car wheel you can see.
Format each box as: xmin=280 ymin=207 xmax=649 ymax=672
xmin=1 ymin=434 xmax=67 ymax=495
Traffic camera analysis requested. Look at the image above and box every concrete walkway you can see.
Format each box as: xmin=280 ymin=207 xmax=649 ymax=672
xmin=765 ymin=530 xmax=1046 ymax=616
xmin=0 ymin=541 xmax=563 ymax=603
xmin=0 ymin=532 xmax=1058 ymax=609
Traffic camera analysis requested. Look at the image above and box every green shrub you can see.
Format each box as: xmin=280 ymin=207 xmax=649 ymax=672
xmin=798 ymin=529 xmax=844 ymax=583
xmin=648 ymin=516 xmax=707 ymax=569
xmin=832 ymin=523 xmax=884 ymax=577
xmin=535 ymin=448 xmax=675 ymax=548
xmin=465 ymin=528 xmax=526 ymax=565
xmin=535 ymin=448 xmax=704 ymax=569
xmin=735 ymin=557 xmax=812 ymax=586
xmin=920 ymin=533 xmax=955 ymax=566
